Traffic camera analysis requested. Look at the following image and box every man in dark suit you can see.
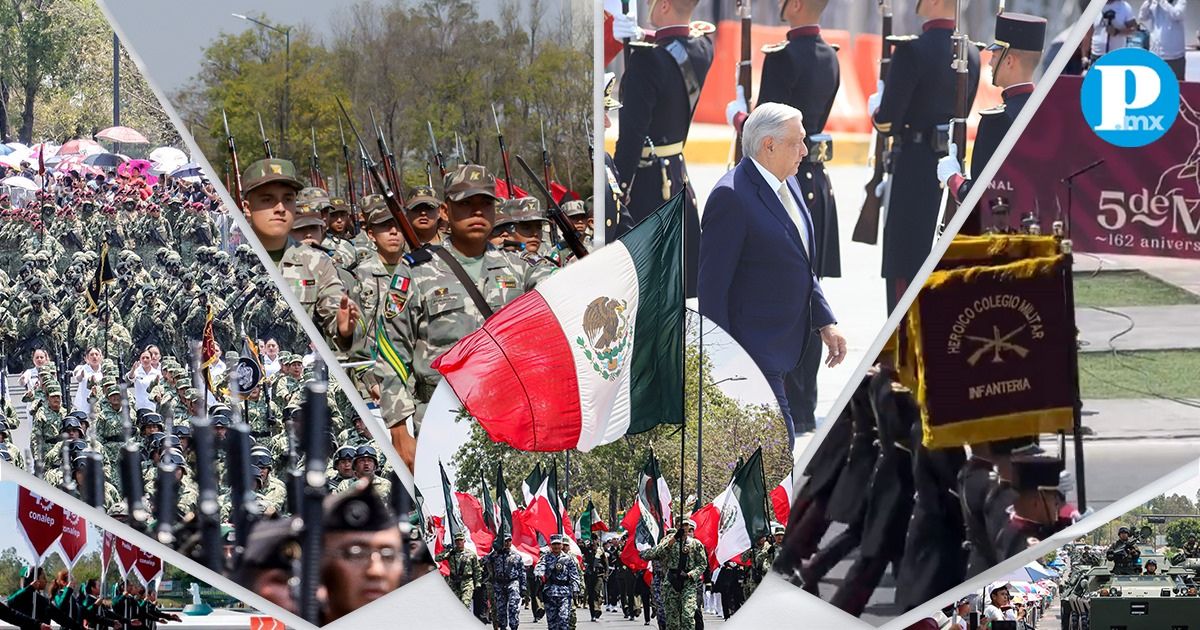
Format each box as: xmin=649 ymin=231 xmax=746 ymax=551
xmin=698 ymin=103 xmax=847 ymax=449
xmin=727 ymin=0 xmax=841 ymax=434
xmin=612 ymin=0 xmax=713 ymax=298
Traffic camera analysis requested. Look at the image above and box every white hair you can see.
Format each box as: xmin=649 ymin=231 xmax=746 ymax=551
xmin=742 ymin=102 xmax=804 ymax=160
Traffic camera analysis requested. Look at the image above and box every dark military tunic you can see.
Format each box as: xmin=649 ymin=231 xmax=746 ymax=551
xmin=757 ymin=25 xmax=841 ymax=278
xmin=614 ymin=24 xmax=713 ymax=297
xmin=873 ymin=19 xmax=980 ymax=292
xmin=951 ymin=82 xmax=1035 ymax=235
xmin=605 ymin=153 xmax=634 ymax=241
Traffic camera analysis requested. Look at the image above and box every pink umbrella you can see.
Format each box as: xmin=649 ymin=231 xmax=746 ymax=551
xmin=96 ymin=126 xmax=149 ymax=144
xmin=58 ymin=138 xmax=103 ymax=155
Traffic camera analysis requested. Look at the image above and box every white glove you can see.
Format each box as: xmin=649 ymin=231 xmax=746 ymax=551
xmin=725 ymin=86 xmax=748 ymax=127
xmin=612 ymin=12 xmax=644 ymax=42
xmin=866 ymin=80 xmax=884 ymax=115
xmin=936 ymin=143 xmax=961 ymax=185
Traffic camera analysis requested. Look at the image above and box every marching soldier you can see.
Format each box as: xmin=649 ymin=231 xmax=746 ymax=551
xmin=376 ymin=164 xmax=554 ymax=466
xmin=403 ymin=186 xmax=445 ymax=247
xmin=993 ymin=455 xmax=1067 ymax=562
xmin=938 ymin=11 xmax=1046 ymax=235
xmin=350 ymin=200 xmax=408 ymax=379
xmin=581 ymin=536 xmax=608 ymax=620
xmin=483 ymin=533 xmax=527 ymax=630
xmin=867 ymin=0 xmax=980 ymax=312
xmin=327 ymin=444 xmax=358 ymax=491
xmin=611 ymin=0 xmax=713 ymax=297
xmin=320 ymin=480 xmax=405 ymax=624
xmin=535 ymin=534 xmax=580 ymax=630
xmin=437 ymin=531 xmax=481 ymax=608
xmin=642 ymin=520 xmax=707 ymax=630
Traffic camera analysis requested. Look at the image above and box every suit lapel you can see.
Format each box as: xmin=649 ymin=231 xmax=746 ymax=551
xmin=786 ymin=177 xmax=814 ymax=263
xmin=743 ymin=160 xmax=804 ymax=254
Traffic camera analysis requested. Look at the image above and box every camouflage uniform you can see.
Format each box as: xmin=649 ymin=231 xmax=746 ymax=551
xmin=334 ymin=473 xmax=390 ymax=505
xmin=377 ymin=167 xmax=554 ymax=430
xmin=642 ymin=533 xmax=707 ymax=630
xmin=436 ymin=540 xmax=481 ymax=607
xmin=535 ymin=543 xmax=580 ymax=630
xmin=483 ymin=543 xmax=527 ymax=630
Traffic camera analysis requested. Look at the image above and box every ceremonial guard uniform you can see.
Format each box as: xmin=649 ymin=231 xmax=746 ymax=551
xmin=993 ymin=455 xmax=1067 ymax=561
xmin=615 ymin=23 xmax=714 ymax=297
xmin=872 ymin=17 xmax=979 ymax=311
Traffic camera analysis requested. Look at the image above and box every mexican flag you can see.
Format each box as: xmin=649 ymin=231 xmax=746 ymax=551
xmin=521 ymin=463 xmax=544 ymax=507
xmin=433 ymin=194 xmax=685 ymax=452
xmin=714 ymin=447 xmax=770 ymax=565
xmin=574 ymin=499 xmax=608 ymax=541
xmin=770 ymin=473 xmax=793 ymax=527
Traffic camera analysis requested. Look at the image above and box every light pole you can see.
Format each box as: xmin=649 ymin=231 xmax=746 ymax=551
xmin=698 ymin=374 xmax=745 ymax=503
xmin=232 ymin=13 xmax=291 ymax=156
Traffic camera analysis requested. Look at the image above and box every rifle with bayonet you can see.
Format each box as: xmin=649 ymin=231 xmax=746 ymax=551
xmin=371 ymin=108 xmax=402 ymax=195
xmin=117 ymin=376 xmax=149 ymax=533
xmin=298 ymin=358 xmax=329 ymax=624
xmin=336 ymin=98 xmax=422 ymax=251
xmin=429 ymin=122 xmax=447 ymax=180
xmin=188 ymin=342 xmax=224 ymax=571
xmin=455 ymin=132 xmax=468 ymax=165
xmin=154 ymin=411 xmax=178 ymax=547
xmin=338 ymin=119 xmax=361 ymax=235
xmin=257 ymin=113 xmax=274 ymax=159
xmin=515 ymin=156 xmax=588 ymax=260
xmin=226 ymin=377 xmax=254 ymax=557
xmin=939 ymin=0 xmax=971 ymax=231
xmin=310 ymin=127 xmax=326 ymax=190
xmin=222 ymin=109 xmax=243 ymax=202
xmin=851 ymin=0 xmax=894 ymax=245
xmin=539 ymin=118 xmax=561 ymax=247
xmin=492 ymin=105 xmax=516 ymax=198
xmin=284 ymin=408 xmax=301 ymax=515
xmin=734 ymin=0 xmax=752 ymax=164
xmin=81 ymin=451 xmax=105 ymax=509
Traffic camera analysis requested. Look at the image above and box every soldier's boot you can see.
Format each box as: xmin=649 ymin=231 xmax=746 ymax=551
xmin=800 ymin=521 xmax=862 ymax=595
xmin=828 ymin=554 xmax=889 ymax=617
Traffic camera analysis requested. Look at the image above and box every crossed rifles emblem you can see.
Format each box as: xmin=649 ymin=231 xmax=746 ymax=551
xmin=965 ymin=324 xmax=1030 ymax=366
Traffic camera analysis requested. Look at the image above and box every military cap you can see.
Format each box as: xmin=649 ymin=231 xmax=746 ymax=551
xmin=333 ymin=445 xmax=357 ymax=461
xmin=45 ymin=382 xmax=62 ymax=396
xmin=503 ymin=197 xmax=547 ymax=224
xmin=443 ymin=164 xmax=499 ymax=202
xmin=406 ymin=185 xmax=440 ymax=211
xmin=549 ymin=534 xmax=565 ymax=544
xmin=365 ymin=206 xmax=396 ymax=227
xmin=329 ymin=197 xmax=352 ymax=214
xmin=561 ymin=199 xmax=587 ymax=217
xmin=233 ymin=516 xmax=302 ymax=583
xmin=297 ymin=186 xmax=332 ymax=211
xmin=293 ymin=208 xmax=325 ymax=229
xmin=282 ymin=353 xmax=303 ymax=366
xmin=1010 ymin=455 xmax=1065 ymax=492
xmin=354 ymin=444 xmax=379 ymax=462
xmin=771 ymin=523 xmax=785 ymax=535
xmin=453 ymin=531 xmax=466 ymax=541
xmin=989 ymin=12 xmax=1047 ymax=53
xmin=240 ymin=158 xmax=304 ymax=196
xmin=324 ymin=479 xmax=397 ymax=531
xmin=682 ymin=518 xmax=697 ymax=529
xmin=360 ymin=194 xmax=386 ymax=213
xmin=604 ymin=72 xmax=622 ymax=111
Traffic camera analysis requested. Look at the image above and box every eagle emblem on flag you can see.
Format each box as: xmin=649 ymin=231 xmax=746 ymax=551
xmin=575 ymin=296 xmax=631 ymax=380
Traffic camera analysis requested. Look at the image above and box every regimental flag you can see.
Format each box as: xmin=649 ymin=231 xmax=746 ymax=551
xmin=455 ymin=491 xmax=493 ymax=556
xmin=439 ymin=460 xmax=467 ymax=546
xmin=905 ymin=242 xmax=1075 ymax=448
xmin=375 ymin=314 xmax=410 ymax=383
xmin=233 ymin=334 xmax=263 ymax=399
xmin=521 ymin=463 xmax=544 ymax=507
xmin=84 ymin=242 xmax=117 ymax=313
xmin=200 ymin=305 xmax=220 ymax=395
xmin=714 ymin=447 xmax=769 ymax=565
xmin=434 ymin=193 xmax=685 ymax=452
xmin=494 ymin=179 xmax=529 ymax=200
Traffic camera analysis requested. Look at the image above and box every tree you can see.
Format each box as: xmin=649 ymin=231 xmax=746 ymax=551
xmin=1165 ymin=518 xmax=1200 ymax=549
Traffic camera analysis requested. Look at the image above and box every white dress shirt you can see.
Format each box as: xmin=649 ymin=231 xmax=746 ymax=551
xmin=749 ymin=157 xmax=811 ymax=257
xmin=1139 ymin=0 xmax=1187 ymax=60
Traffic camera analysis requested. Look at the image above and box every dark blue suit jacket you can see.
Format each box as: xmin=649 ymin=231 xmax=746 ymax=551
xmin=698 ymin=158 xmax=836 ymax=373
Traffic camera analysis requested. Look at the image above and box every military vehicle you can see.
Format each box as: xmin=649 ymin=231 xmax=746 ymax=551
xmin=1060 ymin=528 xmax=1200 ymax=630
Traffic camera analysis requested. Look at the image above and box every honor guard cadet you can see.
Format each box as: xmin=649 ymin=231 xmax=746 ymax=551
xmin=993 ymin=455 xmax=1067 ymax=561
xmin=436 ymin=531 xmax=481 ymax=607
xmin=603 ymin=72 xmax=634 ymax=240
xmin=376 ymin=165 xmax=554 ymax=465
xmin=535 ymin=534 xmax=580 ymax=630
xmin=240 ymin=158 xmax=358 ymax=351
xmin=938 ymin=12 xmax=1047 ymax=235
xmin=483 ymin=533 xmax=527 ymax=630
xmin=612 ymin=0 xmax=713 ymax=297
xmin=867 ymin=0 xmax=980 ymax=312
xmin=642 ymin=520 xmax=707 ymax=630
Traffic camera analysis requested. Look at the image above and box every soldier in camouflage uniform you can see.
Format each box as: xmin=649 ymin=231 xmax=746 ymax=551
xmin=0 ymin=420 xmax=25 ymax=469
xmin=238 ymin=158 xmax=358 ymax=352
xmin=536 ymin=534 xmax=580 ymax=630
xmin=33 ymin=382 xmax=66 ymax=448
xmin=403 ymin=186 xmax=445 ymax=247
xmin=348 ymin=199 xmax=408 ymax=393
xmin=143 ymin=449 xmax=198 ymax=520
xmin=490 ymin=197 xmax=549 ymax=262
xmin=334 ymin=444 xmax=390 ymax=503
xmin=642 ymin=520 xmax=708 ymax=630
xmin=220 ymin=445 xmax=286 ymax=520
xmin=326 ymin=445 xmax=357 ymax=492
xmin=581 ymin=536 xmax=608 ymax=621
xmin=547 ymin=199 xmax=592 ymax=267
xmin=436 ymin=531 xmax=481 ymax=607
xmin=324 ymin=197 xmax=361 ymax=266
xmin=484 ymin=533 xmax=527 ymax=630
xmin=376 ymin=164 xmax=554 ymax=467
xmin=755 ymin=523 xmax=785 ymax=580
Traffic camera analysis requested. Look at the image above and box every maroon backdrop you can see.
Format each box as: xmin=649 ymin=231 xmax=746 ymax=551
xmin=981 ymin=77 xmax=1200 ymax=258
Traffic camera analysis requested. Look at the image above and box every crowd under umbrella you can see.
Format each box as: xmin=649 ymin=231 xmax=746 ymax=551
xmin=170 ymin=162 xmax=204 ymax=180
xmin=96 ymin=125 xmax=150 ymax=144
xmin=149 ymin=146 xmax=188 ymax=173
xmin=1 ymin=175 xmax=37 ymax=190
xmin=59 ymin=137 xmax=105 ymax=156
xmin=83 ymin=152 xmax=129 ymax=169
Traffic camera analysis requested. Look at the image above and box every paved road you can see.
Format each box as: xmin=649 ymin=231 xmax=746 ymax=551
xmin=513 ymin=606 xmax=728 ymax=628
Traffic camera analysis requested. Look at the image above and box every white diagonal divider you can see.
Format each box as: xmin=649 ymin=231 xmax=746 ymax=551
xmin=91 ymin=0 xmax=414 ymax=496
xmin=0 ymin=460 xmax=316 ymax=630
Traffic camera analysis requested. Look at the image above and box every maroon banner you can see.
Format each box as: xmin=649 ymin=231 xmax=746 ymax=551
xmin=133 ymin=549 xmax=162 ymax=585
xmin=17 ymin=486 xmax=63 ymax=560
xmin=58 ymin=509 xmax=88 ymax=568
xmin=981 ymin=76 xmax=1200 ymax=258
xmin=114 ymin=537 xmax=140 ymax=577
xmin=102 ymin=531 xmax=115 ymax=574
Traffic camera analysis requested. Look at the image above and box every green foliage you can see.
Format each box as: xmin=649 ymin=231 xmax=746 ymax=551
xmin=451 ymin=316 xmax=791 ymax=526
xmin=1165 ymin=518 xmax=1200 ymax=549
xmin=176 ymin=0 xmax=592 ymax=199
xmin=0 ymin=0 xmax=179 ymax=147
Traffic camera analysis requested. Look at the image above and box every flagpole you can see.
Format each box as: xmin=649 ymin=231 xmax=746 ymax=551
xmin=696 ymin=310 xmax=703 ymax=506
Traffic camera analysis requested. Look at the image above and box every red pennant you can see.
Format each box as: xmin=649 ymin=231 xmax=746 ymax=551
xmin=17 ymin=486 xmax=63 ymax=559
xmin=102 ymin=531 xmax=115 ymax=574
xmin=58 ymin=509 xmax=89 ymax=568
xmin=114 ymin=537 xmax=140 ymax=577
xmin=134 ymin=549 xmax=162 ymax=585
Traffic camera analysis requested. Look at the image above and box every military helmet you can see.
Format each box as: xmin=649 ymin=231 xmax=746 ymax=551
xmin=71 ymin=451 xmax=97 ymax=471
xmin=60 ymin=415 xmax=86 ymax=432
xmin=65 ymin=438 xmax=88 ymax=454
xmin=160 ymin=449 xmax=188 ymax=471
xmin=210 ymin=413 xmax=231 ymax=428
xmin=334 ymin=445 xmax=357 ymax=461
xmin=139 ymin=412 xmax=164 ymax=428
xmin=353 ymin=444 xmax=379 ymax=463
xmin=1118 ymin=526 xmax=1131 ymax=535
xmin=173 ymin=423 xmax=193 ymax=438
xmin=250 ymin=446 xmax=274 ymax=470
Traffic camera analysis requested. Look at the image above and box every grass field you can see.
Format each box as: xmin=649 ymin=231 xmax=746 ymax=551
xmin=1079 ymin=349 xmax=1200 ymax=399
xmin=1074 ymin=270 xmax=1200 ymax=308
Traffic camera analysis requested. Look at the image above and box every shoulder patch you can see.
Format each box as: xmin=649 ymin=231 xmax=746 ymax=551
xmin=689 ymin=21 xmax=716 ymax=37
xmin=403 ymin=246 xmax=435 ymax=268
xmin=629 ymin=40 xmax=657 ymax=49
xmin=886 ymin=35 xmax=918 ymax=45
xmin=761 ymin=41 xmax=788 ymax=54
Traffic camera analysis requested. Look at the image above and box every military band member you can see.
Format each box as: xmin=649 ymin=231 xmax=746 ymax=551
xmin=867 ymin=0 xmax=980 ymax=312
xmin=938 ymin=12 xmax=1047 ymax=235
xmin=612 ymin=0 xmax=713 ymax=297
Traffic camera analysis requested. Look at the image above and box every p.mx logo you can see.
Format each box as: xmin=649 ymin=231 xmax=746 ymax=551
xmin=1082 ymin=48 xmax=1180 ymax=147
